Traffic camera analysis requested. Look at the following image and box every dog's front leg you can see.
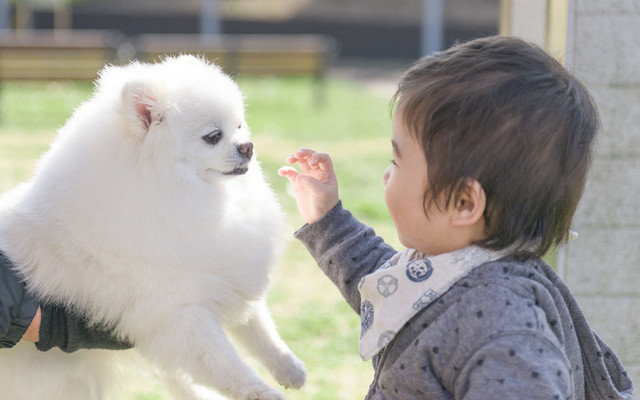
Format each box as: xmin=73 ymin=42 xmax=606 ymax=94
xmin=138 ymin=308 xmax=285 ymax=400
xmin=229 ymin=300 xmax=307 ymax=390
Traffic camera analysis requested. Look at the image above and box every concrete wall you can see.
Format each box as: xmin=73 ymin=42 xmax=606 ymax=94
xmin=506 ymin=0 xmax=547 ymax=45
xmin=504 ymin=0 xmax=640 ymax=389
xmin=562 ymin=0 xmax=640 ymax=386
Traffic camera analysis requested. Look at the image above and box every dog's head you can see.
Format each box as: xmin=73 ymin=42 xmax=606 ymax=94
xmin=99 ymin=55 xmax=254 ymax=183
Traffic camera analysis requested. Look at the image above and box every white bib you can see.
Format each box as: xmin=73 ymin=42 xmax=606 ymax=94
xmin=358 ymin=246 xmax=504 ymax=360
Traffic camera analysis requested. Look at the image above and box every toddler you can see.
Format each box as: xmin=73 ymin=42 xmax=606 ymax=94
xmin=278 ymin=36 xmax=633 ymax=399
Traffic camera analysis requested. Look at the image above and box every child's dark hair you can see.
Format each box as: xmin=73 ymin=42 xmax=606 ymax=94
xmin=393 ymin=35 xmax=600 ymax=259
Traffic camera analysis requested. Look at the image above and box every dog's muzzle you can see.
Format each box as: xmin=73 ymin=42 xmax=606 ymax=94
xmin=224 ymin=166 xmax=249 ymax=175
xmin=223 ymin=142 xmax=253 ymax=175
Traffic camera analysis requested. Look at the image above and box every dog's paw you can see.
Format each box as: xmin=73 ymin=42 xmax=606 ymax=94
xmin=271 ymin=352 xmax=307 ymax=390
xmin=241 ymin=384 xmax=285 ymax=400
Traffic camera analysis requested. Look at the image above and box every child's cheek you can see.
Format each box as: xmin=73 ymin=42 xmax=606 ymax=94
xmin=383 ymin=179 xmax=398 ymax=224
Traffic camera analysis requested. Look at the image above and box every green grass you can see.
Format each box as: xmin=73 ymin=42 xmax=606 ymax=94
xmin=0 ymin=77 xmax=399 ymax=399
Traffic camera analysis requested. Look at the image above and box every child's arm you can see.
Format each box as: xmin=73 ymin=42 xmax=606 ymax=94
xmin=279 ymin=149 xmax=397 ymax=313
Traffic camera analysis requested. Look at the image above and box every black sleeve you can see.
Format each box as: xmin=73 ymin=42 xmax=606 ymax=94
xmin=36 ymin=303 xmax=134 ymax=353
xmin=0 ymin=251 xmax=39 ymax=348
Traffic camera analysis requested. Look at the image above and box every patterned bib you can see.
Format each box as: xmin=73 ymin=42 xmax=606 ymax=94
xmin=358 ymin=246 xmax=504 ymax=360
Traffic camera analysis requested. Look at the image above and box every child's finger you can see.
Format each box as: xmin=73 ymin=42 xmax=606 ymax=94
xmin=285 ymin=149 xmax=336 ymax=180
xmin=295 ymin=148 xmax=317 ymax=158
xmin=277 ymin=166 xmax=300 ymax=184
xmin=285 ymin=153 xmax=301 ymax=165
xmin=287 ymin=148 xmax=319 ymax=165
xmin=310 ymin=152 xmax=334 ymax=171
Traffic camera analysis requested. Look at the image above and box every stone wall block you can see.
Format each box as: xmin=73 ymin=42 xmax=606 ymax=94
xmin=572 ymin=15 xmax=640 ymax=85
xmin=573 ymin=157 xmax=640 ymax=227
xmin=589 ymin=86 xmax=640 ymax=158
xmin=576 ymin=0 xmax=640 ymax=15
xmin=564 ymin=228 xmax=640 ymax=296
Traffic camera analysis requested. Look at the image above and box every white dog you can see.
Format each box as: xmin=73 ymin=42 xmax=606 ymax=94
xmin=0 ymin=55 xmax=306 ymax=400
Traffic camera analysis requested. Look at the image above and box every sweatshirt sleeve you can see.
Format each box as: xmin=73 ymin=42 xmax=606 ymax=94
xmin=294 ymin=201 xmax=397 ymax=314
xmin=456 ymin=334 xmax=573 ymax=399
xmin=0 ymin=251 xmax=39 ymax=348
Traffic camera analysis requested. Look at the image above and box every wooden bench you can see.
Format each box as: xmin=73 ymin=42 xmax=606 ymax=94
xmin=0 ymin=31 xmax=338 ymax=103
xmin=0 ymin=29 xmax=123 ymax=81
xmin=134 ymin=33 xmax=338 ymax=103
xmin=135 ymin=33 xmax=337 ymax=76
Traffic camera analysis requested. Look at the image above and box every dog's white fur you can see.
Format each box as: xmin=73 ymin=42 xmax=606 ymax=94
xmin=0 ymin=55 xmax=305 ymax=400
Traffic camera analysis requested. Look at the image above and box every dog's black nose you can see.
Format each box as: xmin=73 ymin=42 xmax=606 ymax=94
xmin=238 ymin=142 xmax=254 ymax=160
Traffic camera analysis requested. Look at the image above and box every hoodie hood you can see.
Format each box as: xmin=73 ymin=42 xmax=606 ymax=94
xmin=530 ymin=260 xmax=633 ymax=399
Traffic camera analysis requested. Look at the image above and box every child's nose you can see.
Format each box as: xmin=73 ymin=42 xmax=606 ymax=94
xmin=382 ymin=166 xmax=391 ymax=186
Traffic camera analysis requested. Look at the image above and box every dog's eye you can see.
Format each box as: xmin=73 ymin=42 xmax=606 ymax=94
xmin=237 ymin=124 xmax=241 ymax=129
xmin=202 ymin=130 xmax=223 ymax=146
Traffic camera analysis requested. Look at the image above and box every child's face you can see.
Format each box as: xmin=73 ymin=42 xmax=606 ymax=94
xmin=383 ymin=107 xmax=458 ymax=256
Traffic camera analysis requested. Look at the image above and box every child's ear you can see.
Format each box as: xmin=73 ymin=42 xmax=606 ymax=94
xmin=450 ymin=179 xmax=486 ymax=227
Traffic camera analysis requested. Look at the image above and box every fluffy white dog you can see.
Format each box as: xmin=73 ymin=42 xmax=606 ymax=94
xmin=0 ymin=55 xmax=306 ymax=400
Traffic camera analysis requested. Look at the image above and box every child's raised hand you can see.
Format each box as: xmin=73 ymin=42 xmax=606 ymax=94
xmin=278 ymin=148 xmax=340 ymax=224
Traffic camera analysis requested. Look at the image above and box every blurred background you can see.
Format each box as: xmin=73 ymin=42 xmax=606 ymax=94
xmin=2 ymin=0 xmax=498 ymax=58
xmin=0 ymin=0 xmax=501 ymax=99
xmin=0 ymin=1 xmax=637 ymax=399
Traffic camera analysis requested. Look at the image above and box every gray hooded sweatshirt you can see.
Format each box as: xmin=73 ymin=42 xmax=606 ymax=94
xmin=295 ymin=202 xmax=633 ymax=399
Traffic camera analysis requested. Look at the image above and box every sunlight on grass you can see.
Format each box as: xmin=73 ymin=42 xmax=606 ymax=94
xmin=1 ymin=82 xmax=93 ymax=132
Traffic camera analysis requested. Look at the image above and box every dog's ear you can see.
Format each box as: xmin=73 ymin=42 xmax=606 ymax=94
xmin=121 ymin=81 xmax=163 ymax=137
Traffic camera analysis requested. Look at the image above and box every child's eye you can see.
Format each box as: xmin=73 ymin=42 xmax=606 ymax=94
xmin=390 ymin=159 xmax=398 ymax=166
